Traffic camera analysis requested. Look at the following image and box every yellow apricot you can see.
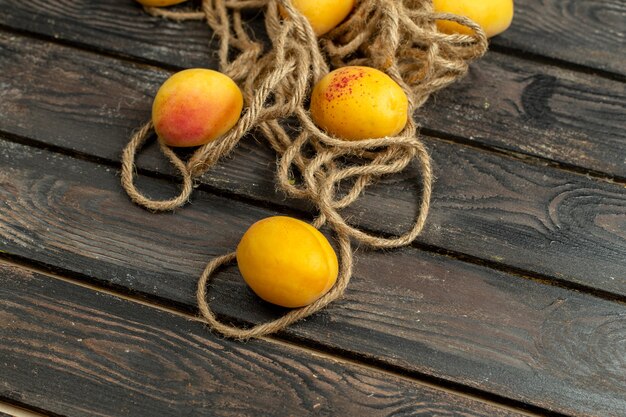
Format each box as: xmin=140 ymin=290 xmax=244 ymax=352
xmin=310 ymin=66 xmax=408 ymax=141
xmin=287 ymin=0 xmax=355 ymax=36
xmin=236 ymin=216 xmax=338 ymax=308
xmin=433 ymin=0 xmax=514 ymax=38
xmin=152 ymin=68 xmax=243 ymax=147
xmin=135 ymin=0 xmax=188 ymax=6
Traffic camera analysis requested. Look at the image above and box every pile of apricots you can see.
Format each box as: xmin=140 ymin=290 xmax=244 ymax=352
xmin=142 ymin=0 xmax=513 ymax=308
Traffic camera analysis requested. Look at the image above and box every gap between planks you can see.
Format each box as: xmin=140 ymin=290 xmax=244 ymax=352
xmin=0 ymin=23 xmax=623 ymax=187
xmin=0 ymin=401 xmax=51 ymax=417
xmin=0 ymin=256 xmax=549 ymax=417
xmin=421 ymin=127 xmax=626 ymax=185
xmin=1 ymin=129 xmax=626 ymax=309
xmin=488 ymin=43 xmax=626 ymax=84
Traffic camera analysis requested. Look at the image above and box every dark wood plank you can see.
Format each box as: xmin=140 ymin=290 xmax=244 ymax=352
xmin=421 ymin=52 xmax=626 ymax=178
xmin=0 ymin=1 xmax=625 ymax=178
xmin=1 ymin=31 xmax=625 ymax=297
xmin=2 ymin=0 xmax=623 ymax=76
xmin=492 ymin=0 xmax=626 ymax=76
xmin=1 ymin=139 xmax=625 ymax=416
xmin=0 ymin=0 xmax=254 ymax=68
xmin=0 ymin=263 xmax=525 ymax=417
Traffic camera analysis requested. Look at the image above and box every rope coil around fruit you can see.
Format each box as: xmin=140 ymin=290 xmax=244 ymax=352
xmin=196 ymin=230 xmax=352 ymax=340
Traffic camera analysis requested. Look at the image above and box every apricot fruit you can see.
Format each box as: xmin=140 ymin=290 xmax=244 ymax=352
xmin=285 ymin=0 xmax=355 ymax=36
xmin=310 ymin=66 xmax=408 ymax=141
xmin=135 ymin=0 xmax=188 ymax=6
xmin=152 ymin=68 xmax=243 ymax=147
xmin=433 ymin=0 xmax=514 ymax=38
xmin=236 ymin=216 xmax=338 ymax=308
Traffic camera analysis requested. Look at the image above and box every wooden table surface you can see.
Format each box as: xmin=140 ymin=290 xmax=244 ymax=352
xmin=0 ymin=1 xmax=625 ymax=416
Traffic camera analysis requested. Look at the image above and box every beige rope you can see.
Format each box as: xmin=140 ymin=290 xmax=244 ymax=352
xmin=121 ymin=0 xmax=488 ymax=338
xmin=120 ymin=121 xmax=194 ymax=211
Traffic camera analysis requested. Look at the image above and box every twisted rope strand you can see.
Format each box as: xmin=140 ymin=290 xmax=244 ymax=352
xmin=121 ymin=122 xmax=194 ymax=211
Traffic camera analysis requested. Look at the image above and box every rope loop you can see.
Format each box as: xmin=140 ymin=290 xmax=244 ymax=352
xmin=120 ymin=122 xmax=194 ymax=211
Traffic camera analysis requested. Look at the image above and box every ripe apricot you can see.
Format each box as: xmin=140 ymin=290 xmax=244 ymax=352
xmin=236 ymin=216 xmax=338 ymax=308
xmin=286 ymin=0 xmax=355 ymax=36
xmin=135 ymin=0 xmax=188 ymax=6
xmin=310 ymin=66 xmax=408 ymax=141
xmin=152 ymin=69 xmax=243 ymax=147
xmin=433 ymin=0 xmax=514 ymax=38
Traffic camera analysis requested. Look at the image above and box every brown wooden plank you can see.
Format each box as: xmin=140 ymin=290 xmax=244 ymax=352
xmin=0 ymin=1 xmax=625 ymax=178
xmin=0 ymin=263 xmax=526 ymax=417
xmin=421 ymin=52 xmax=626 ymax=178
xmin=0 ymin=0 xmax=255 ymax=68
xmin=1 ymin=31 xmax=625 ymax=297
xmin=2 ymin=0 xmax=623 ymax=76
xmin=492 ymin=0 xmax=626 ymax=76
xmin=1 ymin=139 xmax=625 ymax=416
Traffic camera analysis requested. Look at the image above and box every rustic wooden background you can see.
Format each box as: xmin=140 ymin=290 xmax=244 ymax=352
xmin=0 ymin=0 xmax=624 ymax=416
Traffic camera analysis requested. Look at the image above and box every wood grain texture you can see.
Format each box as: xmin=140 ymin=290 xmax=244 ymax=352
xmin=2 ymin=0 xmax=623 ymax=75
xmin=493 ymin=0 xmax=626 ymax=76
xmin=0 ymin=32 xmax=625 ymax=297
xmin=1 ymin=139 xmax=625 ymax=416
xmin=0 ymin=264 xmax=525 ymax=417
xmin=421 ymin=54 xmax=626 ymax=178
xmin=0 ymin=1 xmax=625 ymax=178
